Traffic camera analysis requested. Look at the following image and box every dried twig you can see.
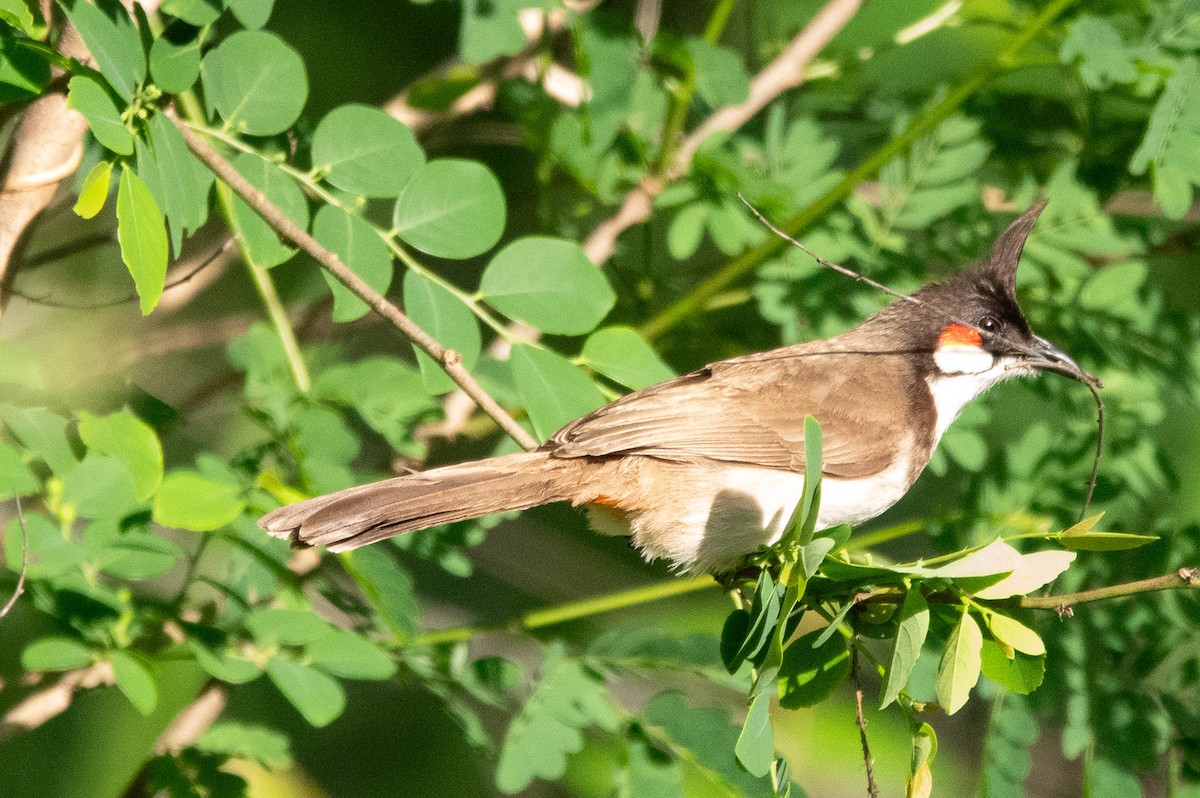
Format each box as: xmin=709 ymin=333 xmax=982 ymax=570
xmin=0 ymin=497 xmax=29 ymax=619
xmin=582 ymin=0 xmax=865 ymax=265
xmin=168 ymin=111 xmax=539 ymax=452
xmin=153 ymin=684 xmax=227 ymax=755
xmin=0 ymin=662 xmax=115 ymax=742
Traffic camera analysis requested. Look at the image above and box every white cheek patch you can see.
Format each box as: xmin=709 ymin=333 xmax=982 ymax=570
xmin=934 ymin=344 xmax=994 ymax=375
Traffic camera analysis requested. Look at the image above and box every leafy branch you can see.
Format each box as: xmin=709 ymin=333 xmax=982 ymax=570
xmin=167 ymin=111 xmax=539 ymax=453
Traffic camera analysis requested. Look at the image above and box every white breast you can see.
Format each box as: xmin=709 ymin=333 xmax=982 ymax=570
xmin=612 ymin=436 xmax=920 ymax=573
xmin=927 ymin=348 xmax=1020 ymax=444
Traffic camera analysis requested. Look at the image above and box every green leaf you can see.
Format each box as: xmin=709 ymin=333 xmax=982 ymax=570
xmin=0 ymin=441 xmax=37 ymax=499
xmin=136 ymin=112 xmax=213 ymax=255
xmin=67 ymin=75 xmax=133 ymax=156
xmin=0 ymin=33 xmax=51 ymax=102
xmin=974 ymin=550 xmax=1076 ymax=600
xmin=62 ymin=454 xmax=138 ymax=518
xmin=96 ymin=532 xmax=182 ymax=580
xmin=0 ymin=0 xmax=37 ymax=34
xmin=1060 ymin=15 xmax=1137 ymax=90
xmin=459 ymin=0 xmax=524 ymax=63
xmin=243 ymin=607 xmax=329 ymax=646
xmin=229 ymin=152 xmax=309 ymax=267
xmin=642 ymin=692 xmax=772 ymax=798
xmin=189 ymin=641 xmax=263 ymax=684
xmin=341 ymin=546 xmax=420 ymax=640
xmin=777 ymin=627 xmax=851 ymax=709
xmin=509 ymin=344 xmax=606 ymax=441
xmin=311 ymin=104 xmax=424 ymax=198
xmin=148 ymin=20 xmax=201 ymax=93
xmin=627 ymin=730 xmax=684 ymax=798
xmin=1129 ymin=57 xmax=1200 ymax=219
xmin=393 ymin=159 xmax=506 ymax=258
xmin=935 ymin=608 xmax=982 ymax=715
xmin=228 ymin=0 xmax=273 ymax=28
xmin=22 ymin=637 xmax=93 ymax=671
xmin=932 ymin=538 xmax=1022 ymax=579
xmin=0 ymin=404 xmax=76 ymax=474
xmin=306 ymin=629 xmax=397 ymax=681
xmin=667 ymin=202 xmax=707 ymax=260
xmin=735 ymin=692 xmax=775 ymax=778
xmin=197 ymin=722 xmax=291 ymax=770
xmin=266 ymin=656 xmax=346 ymax=727
xmin=480 ymin=237 xmax=615 ymax=335
xmin=402 ymin=270 xmax=481 ymax=394
xmin=62 ymin=0 xmax=146 ymax=101
xmin=78 ymin=410 xmax=163 ymax=502
xmin=161 ymin=0 xmax=223 ymax=26
xmin=312 ymin=205 xmax=394 ymax=322
xmin=5 ymin=514 xmax=84 ymax=578
xmin=116 ymin=166 xmax=168 ymax=315
xmin=109 ymin=650 xmax=158 ymax=716
xmin=74 ymin=160 xmax=113 ymax=219
xmin=495 ymin=642 xmax=619 ymax=793
xmin=984 ymin=613 xmax=1045 ymax=657
xmin=579 ymin=326 xmax=674 ymax=390
xmin=687 ymin=39 xmax=750 ymax=108
xmin=1079 ymin=261 xmax=1147 ymax=311
xmin=979 ymin=639 xmax=1045 ymax=695
xmin=152 ymin=470 xmax=245 ymax=531
xmin=881 ymin=589 xmax=929 ymax=708
xmin=201 ymin=30 xmax=307 ymax=135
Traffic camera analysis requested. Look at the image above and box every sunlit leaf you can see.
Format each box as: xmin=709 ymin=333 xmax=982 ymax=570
xmin=393 ymin=159 xmax=505 ymax=258
xmin=116 ymin=166 xmax=168 ymax=315
xmin=935 ymin=609 xmax=982 ymax=715
xmin=312 ymin=104 xmax=424 ymax=198
xmin=481 ymin=237 xmax=615 ymax=335
xmin=881 ymin=589 xmax=929 ymax=708
xmin=509 ymin=344 xmax=606 ymax=440
xmin=202 ymin=30 xmax=307 ymax=135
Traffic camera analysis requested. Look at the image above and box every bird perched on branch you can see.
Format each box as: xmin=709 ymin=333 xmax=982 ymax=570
xmin=260 ymin=201 xmax=1089 ymax=573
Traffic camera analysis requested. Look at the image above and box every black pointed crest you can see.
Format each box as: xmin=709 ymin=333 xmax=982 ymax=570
xmin=988 ymin=199 xmax=1047 ymax=295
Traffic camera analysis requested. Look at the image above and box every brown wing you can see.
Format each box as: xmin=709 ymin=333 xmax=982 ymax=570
xmin=547 ymin=347 xmax=926 ymax=479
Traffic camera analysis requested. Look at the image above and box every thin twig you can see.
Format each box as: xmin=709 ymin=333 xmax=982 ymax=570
xmin=851 ymin=644 xmax=881 ymax=798
xmin=9 ymin=239 xmax=234 ymax=310
xmin=1019 ymin=567 xmax=1198 ymax=611
xmin=583 ymin=0 xmax=864 ymax=265
xmin=153 ymin=683 xmax=227 ymax=755
xmin=0 ymin=496 xmax=29 ymax=619
xmin=167 ymin=111 xmax=539 ymax=452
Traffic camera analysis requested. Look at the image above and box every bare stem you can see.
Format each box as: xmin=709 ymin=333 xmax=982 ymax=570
xmin=1018 ymin=567 xmax=1199 ymax=610
xmin=409 ymin=576 xmax=716 ymax=647
xmin=168 ymin=111 xmax=538 ymax=452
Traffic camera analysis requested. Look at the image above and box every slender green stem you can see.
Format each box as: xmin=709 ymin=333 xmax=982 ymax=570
xmin=175 ymin=112 xmax=311 ymax=392
xmin=702 ymin=0 xmax=738 ymax=43
xmin=845 ymin=519 xmax=928 ymax=551
xmin=638 ymin=0 xmax=1078 ymax=340
xmin=652 ymin=0 xmax=739 ymax=173
xmin=408 ymin=576 xmax=717 ymax=647
xmin=215 ymin=184 xmax=312 ymax=392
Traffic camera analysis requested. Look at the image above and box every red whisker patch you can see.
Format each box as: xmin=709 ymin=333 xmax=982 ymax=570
xmin=938 ymin=323 xmax=983 ymax=348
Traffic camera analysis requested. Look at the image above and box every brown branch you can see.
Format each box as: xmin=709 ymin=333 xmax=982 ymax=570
xmin=0 ymin=661 xmax=114 ymax=742
xmin=582 ymin=0 xmax=865 ymax=265
xmin=153 ymin=683 xmax=227 ymax=755
xmin=0 ymin=24 xmax=91 ymax=313
xmin=851 ymin=645 xmax=881 ymax=798
xmin=1017 ymin=567 xmax=1199 ymax=611
xmin=167 ymin=111 xmax=539 ymax=452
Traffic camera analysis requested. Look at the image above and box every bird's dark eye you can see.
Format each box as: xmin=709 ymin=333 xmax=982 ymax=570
xmin=979 ymin=316 xmax=1000 ymax=334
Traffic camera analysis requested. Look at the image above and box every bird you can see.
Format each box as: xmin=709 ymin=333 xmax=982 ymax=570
xmin=260 ymin=201 xmax=1088 ymax=574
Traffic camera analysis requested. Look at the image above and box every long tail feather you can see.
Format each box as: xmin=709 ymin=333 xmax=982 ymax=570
xmin=259 ymin=452 xmax=575 ymax=551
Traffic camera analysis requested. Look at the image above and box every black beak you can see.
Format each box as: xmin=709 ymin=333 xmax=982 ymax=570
xmin=1022 ymin=335 xmax=1097 ymax=385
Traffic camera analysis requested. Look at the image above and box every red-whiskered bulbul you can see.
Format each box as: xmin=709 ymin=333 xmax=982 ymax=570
xmin=260 ymin=201 xmax=1086 ymax=573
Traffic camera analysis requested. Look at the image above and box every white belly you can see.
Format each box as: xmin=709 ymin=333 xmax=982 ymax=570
xmin=594 ymin=440 xmax=919 ymax=573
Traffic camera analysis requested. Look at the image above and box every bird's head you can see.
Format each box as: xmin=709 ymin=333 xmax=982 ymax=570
xmin=875 ymin=200 xmax=1089 ymax=387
